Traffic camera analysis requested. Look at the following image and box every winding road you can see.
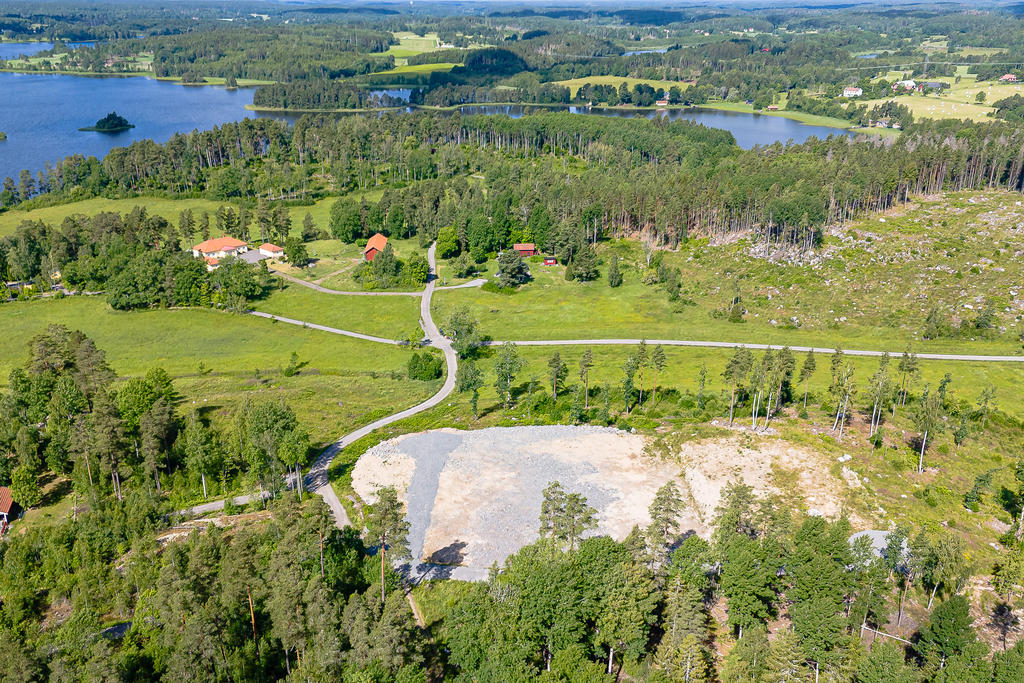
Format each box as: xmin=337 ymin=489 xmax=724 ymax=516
xmin=303 ymin=243 xmax=459 ymax=529
xmin=184 ymin=248 xmax=1023 ymax=526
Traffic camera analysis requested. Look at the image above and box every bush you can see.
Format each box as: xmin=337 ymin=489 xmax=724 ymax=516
xmin=481 ymin=281 xmax=516 ymax=295
xmin=407 ymin=352 xmax=443 ymax=380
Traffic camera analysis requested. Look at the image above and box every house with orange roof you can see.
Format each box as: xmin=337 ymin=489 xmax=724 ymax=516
xmin=191 ymin=236 xmax=249 ymax=270
xmin=364 ymin=233 xmax=388 ymax=261
xmin=259 ymin=243 xmax=285 ymax=258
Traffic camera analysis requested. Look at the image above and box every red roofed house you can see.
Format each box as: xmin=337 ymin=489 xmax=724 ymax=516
xmin=364 ymin=233 xmax=388 ymax=261
xmin=259 ymin=243 xmax=285 ymax=258
xmin=513 ymin=243 xmax=537 ymax=257
xmin=999 ymin=73 xmax=1018 ymax=83
xmin=0 ymin=486 xmax=13 ymax=535
xmin=192 ymin=236 xmax=248 ymax=259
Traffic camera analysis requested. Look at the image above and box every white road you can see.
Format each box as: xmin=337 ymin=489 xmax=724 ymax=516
xmin=482 ymin=339 xmax=1024 ymax=363
xmin=303 ymin=242 xmax=459 ymax=529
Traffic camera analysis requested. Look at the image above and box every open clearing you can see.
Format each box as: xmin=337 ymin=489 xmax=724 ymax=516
xmin=352 ymin=426 xmax=843 ymax=575
xmin=434 ymin=191 xmax=1024 ymax=355
xmin=550 ymin=75 xmax=690 ymax=97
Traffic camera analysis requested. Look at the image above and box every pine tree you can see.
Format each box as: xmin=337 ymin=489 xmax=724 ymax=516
xmin=916 ymin=595 xmax=977 ymax=668
xmin=647 ymin=481 xmax=684 ymax=563
xmin=608 ymin=255 xmax=623 ymax=287
xmin=493 ymin=342 xmax=524 ymax=410
xmin=547 ymin=352 xmax=567 ymax=400
xmin=365 ymin=486 xmax=411 ymax=606
xmin=720 ymin=626 xmax=768 ymax=683
xmin=579 ymin=348 xmax=594 ymax=410
xmin=762 ymin=628 xmax=808 ymax=683
xmin=855 ymin=640 xmax=919 ymax=683
xmin=798 ymin=349 xmax=816 ymax=414
xmin=652 ymin=345 xmax=667 ymax=406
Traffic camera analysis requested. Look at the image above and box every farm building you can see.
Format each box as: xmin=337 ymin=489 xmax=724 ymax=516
xmin=513 ymin=243 xmax=537 ymax=257
xmin=259 ymin=243 xmax=284 ymax=258
xmin=655 ymin=98 xmax=669 ymax=107
xmin=364 ymin=233 xmax=388 ymax=261
xmin=842 ymin=86 xmax=863 ymax=98
xmin=0 ymin=486 xmax=13 ymax=535
xmin=892 ymin=79 xmax=916 ymax=92
xmin=766 ymin=105 xmax=779 ymax=111
xmin=999 ymin=73 xmax=1018 ymax=83
xmin=543 ymin=257 xmax=558 ymax=266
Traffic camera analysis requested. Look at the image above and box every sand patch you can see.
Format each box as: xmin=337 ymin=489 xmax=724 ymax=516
xmin=676 ymin=435 xmax=844 ymax=529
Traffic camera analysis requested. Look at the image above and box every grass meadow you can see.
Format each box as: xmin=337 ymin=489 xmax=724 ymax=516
xmin=434 ymin=192 xmax=1024 ymax=355
xmin=0 ymin=296 xmax=436 ymax=445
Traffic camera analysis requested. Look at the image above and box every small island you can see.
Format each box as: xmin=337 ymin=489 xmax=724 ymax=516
xmin=79 ymin=111 xmax=135 ymax=133
xmin=0 ymin=131 xmax=6 ymax=141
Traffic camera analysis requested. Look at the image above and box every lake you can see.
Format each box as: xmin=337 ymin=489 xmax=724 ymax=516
xmin=621 ymin=48 xmax=669 ymax=56
xmin=0 ymin=72 xmax=261 ymax=180
xmin=0 ymin=41 xmax=95 ymax=60
xmin=0 ymin=71 xmax=853 ymax=180
xmin=445 ymin=104 xmax=854 ymax=149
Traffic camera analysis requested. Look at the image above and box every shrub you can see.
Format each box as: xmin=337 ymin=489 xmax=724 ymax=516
xmin=407 ymin=352 xmax=443 ymax=380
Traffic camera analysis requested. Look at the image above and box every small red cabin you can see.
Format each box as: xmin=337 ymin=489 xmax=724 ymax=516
xmin=513 ymin=243 xmax=537 ymax=257
xmin=0 ymin=486 xmax=13 ymax=535
xmin=364 ymin=233 xmax=388 ymax=262
xmin=543 ymin=257 xmax=557 ymax=266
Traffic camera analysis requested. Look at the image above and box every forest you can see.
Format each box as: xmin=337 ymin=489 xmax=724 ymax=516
xmin=6 ymin=110 xmax=1024 ymax=260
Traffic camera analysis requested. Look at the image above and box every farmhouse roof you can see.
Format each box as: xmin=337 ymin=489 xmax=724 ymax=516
xmin=260 ymin=243 xmax=284 ymax=253
xmin=193 ymin=236 xmax=247 ymax=253
xmin=0 ymin=486 xmax=12 ymax=515
xmin=364 ymin=233 xmax=388 ymax=254
xmin=513 ymin=243 xmax=536 ymax=251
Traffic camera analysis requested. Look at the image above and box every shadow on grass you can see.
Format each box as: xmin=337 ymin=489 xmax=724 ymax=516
xmin=39 ymin=473 xmax=73 ymax=508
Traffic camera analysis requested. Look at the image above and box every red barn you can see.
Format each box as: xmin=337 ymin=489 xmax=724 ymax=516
xmin=543 ymin=257 xmax=557 ymax=266
xmin=513 ymin=243 xmax=537 ymax=257
xmin=364 ymin=233 xmax=388 ymax=261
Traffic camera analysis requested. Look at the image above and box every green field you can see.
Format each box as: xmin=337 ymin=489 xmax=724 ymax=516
xmin=434 ymin=192 xmax=1024 ymax=355
xmin=551 ymin=75 xmax=690 ymax=97
xmin=0 ymin=195 xmax=339 ymax=241
xmin=0 ymin=296 xmax=436 ymax=445
xmin=274 ymin=235 xmax=426 ymax=288
xmin=367 ymin=62 xmax=457 ymax=77
xmin=251 ymin=283 xmax=422 ymax=338
xmin=865 ymin=72 xmax=1024 ymax=121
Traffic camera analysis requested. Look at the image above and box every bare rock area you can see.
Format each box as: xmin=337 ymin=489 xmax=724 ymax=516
xmin=352 ymin=426 xmax=843 ymax=578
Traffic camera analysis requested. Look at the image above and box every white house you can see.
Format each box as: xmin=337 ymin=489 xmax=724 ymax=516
xmin=192 ymin=236 xmax=248 ymax=259
xmin=191 ymin=236 xmax=248 ymax=270
xmin=259 ymin=243 xmax=285 ymax=258
xmin=843 ymin=86 xmax=863 ymax=98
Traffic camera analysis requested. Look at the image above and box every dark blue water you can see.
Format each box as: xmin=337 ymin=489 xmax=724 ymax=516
xmin=0 ymin=72 xmax=263 ymax=180
xmin=0 ymin=72 xmax=853 ymax=180
xmin=0 ymin=41 xmax=95 ymax=60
